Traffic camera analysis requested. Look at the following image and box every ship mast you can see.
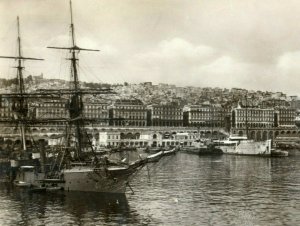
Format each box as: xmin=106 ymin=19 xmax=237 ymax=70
xmin=70 ymin=0 xmax=79 ymax=93
xmin=16 ymin=17 xmax=25 ymax=96
xmin=16 ymin=16 xmax=26 ymax=151
xmin=48 ymin=0 xmax=99 ymax=158
xmin=0 ymin=16 xmax=44 ymax=151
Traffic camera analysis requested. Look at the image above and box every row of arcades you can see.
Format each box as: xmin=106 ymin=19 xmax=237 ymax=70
xmin=232 ymin=129 xmax=300 ymax=141
xmin=1 ymin=126 xmax=299 ymax=147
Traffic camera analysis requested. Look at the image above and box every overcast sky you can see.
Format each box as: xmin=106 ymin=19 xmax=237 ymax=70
xmin=1 ymin=0 xmax=300 ymax=95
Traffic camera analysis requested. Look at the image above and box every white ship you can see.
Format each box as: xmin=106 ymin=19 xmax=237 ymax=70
xmin=215 ymin=135 xmax=272 ymax=156
xmin=62 ymin=161 xmax=144 ymax=193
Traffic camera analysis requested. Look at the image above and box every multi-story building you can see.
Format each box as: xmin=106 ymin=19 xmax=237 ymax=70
xmin=83 ymin=102 xmax=109 ymax=126
xmin=183 ymin=105 xmax=224 ymax=127
xmin=98 ymin=130 xmax=196 ymax=147
xmin=290 ymin=99 xmax=300 ymax=110
xmin=232 ymin=106 xmax=275 ymax=129
xmin=0 ymin=97 xmax=37 ymax=120
xmin=35 ymin=99 xmax=109 ymax=125
xmin=109 ymin=99 xmax=147 ymax=127
xmin=275 ymin=108 xmax=296 ymax=128
xmin=99 ymin=131 xmax=121 ymax=147
xmin=98 ymin=130 xmax=151 ymax=147
xmin=148 ymin=103 xmax=183 ymax=127
xmin=0 ymin=98 xmax=13 ymax=119
xmin=34 ymin=99 xmax=68 ymax=119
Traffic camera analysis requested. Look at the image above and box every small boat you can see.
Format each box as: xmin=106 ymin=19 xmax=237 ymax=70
xmin=37 ymin=178 xmax=65 ymax=192
xmin=145 ymin=147 xmax=162 ymax=154
xmin=163 ymin=148 xmax=176 ymax=156
xmin=14 ymin=180 xmax=32 ymax=187
xmin=271 ymin=149 xmax=289 ymax=157
xmin=198 ymin=144 xmax=223 ymax=155
xmin=46 ymin=186 xmax=64 ymax=192
xmin=183 ymin=139 xmax=223 ymax=155
xmin=147 ymin=151 xmax=164 ymax=163
xmin=29 ymin=186 xmax=47 ymax=193
xmin=181 ymin=147 xmax=199 ymax=153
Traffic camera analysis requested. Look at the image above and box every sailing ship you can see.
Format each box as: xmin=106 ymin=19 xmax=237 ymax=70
xmin=0 ymin=1 xmax=152 ymax=193
xmin=41 ymin=0 xmax=149 ymax=193
xmin=0 ymin=16 xmax=45 ymax=183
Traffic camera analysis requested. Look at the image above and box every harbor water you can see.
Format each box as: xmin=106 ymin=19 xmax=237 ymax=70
xmin=0 ymin=152 xmax=300 ymax=226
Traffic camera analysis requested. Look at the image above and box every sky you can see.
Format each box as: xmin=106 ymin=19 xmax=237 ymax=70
xmin=1 ymin=0 xmax=300 ymax=95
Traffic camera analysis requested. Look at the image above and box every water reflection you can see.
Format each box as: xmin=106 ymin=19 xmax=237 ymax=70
xmin=0 ymin=153 xmax=300 ymax=225
xmin=128 ymin=153 xmax=300 ymax=226
xmin=0 ymin=183 xmax=142 ymax=225
xmin=63 ymin=192 xmax=131 ymax=225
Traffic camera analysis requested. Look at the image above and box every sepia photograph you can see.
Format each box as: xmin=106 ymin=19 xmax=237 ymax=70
xmin=0 ymin=0 xmax=299 ymax=225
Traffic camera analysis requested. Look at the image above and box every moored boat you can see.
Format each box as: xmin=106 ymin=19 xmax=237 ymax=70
xmin=183 ymin=140 xmax=223 ymax=155
xmin=147 ymin=151 xmax=164 ymax=162
xmin=28 ymin=186 xmax=47 ymax=193
xmin=43 ymin=0 xmax=151 ymax=194
xmin=271 ymin=149 xmax=289 ymax=157
xmin=215 ymin=135 xmax=272 ymax=156
xmin=163 ymin=148 xmax=176 ymax=156
xmin=14 ymin=180 xmax=32 ymax=187
xmin=0 ymin=0 xmax=167 ymax=194
xmin=145 ymin=147 xmax=162 ymax=154
xmin=0 ymin=16 xmax=45 ymax=185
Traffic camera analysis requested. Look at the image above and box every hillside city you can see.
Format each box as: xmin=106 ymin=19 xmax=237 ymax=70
xmin=1 ymin=74 xmax=300 ymax=108
xmin=1 ymin=74 xmax=300 ymax=148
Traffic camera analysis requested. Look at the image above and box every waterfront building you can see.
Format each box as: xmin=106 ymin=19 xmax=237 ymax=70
xmin=0 ymin=98 xmax=13 ymax=119
xmin=275 ymin=108 xmax=296 ymax=128
xmin=148 ymin=103 xmax=183 ymax=127
xmin=109 ymin=99 xmax=147 ymax=127
xmin=98 ymin=130 xmax=151 ymax=147
xmin=274 ymin=134 xmax=300 ymax=146
xmin=99 ymin=131 xmax=121 ymax=147
xmin=157 ymin=131 xmax=195 ymax=147
xmin=83 ymin=102 xmax=109 ymax=126
xmin=34 ymin=99 xmax=108 ymax=127
xmin=35 ymin=99 xmax=68 ymax=119
xmin=291 ymin=99 xmax=300 ymax=110
xmin=232 ymin=106 xmax=275 ymax=129
xmin=183 ymin=105 xmax=224 ymax=127
xmin=98 ymin=130 xmax=196 ymax=148
xmin=231 ymin=106 xmax=298 ymax=141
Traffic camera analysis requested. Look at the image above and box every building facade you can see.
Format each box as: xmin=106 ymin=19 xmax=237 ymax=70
xmin=183 ymin=105 xmax=225 ymax=127
xmin=232 ymin=107 xmax=275 ymax=129
xmin=275 ymin=108 xmax=296 ymax=128
xmin=148 ymin=104 xmax=183 ymax=127
xmin=109 ymin=99 xmax=147 ymax=127
xmin=83 ymin=102 xmax=109 ymax=126
xmin=98 ymin=130 xmax=197 ymax=147
xmin=0 ymin=98 xmax=13 ymax=119
xmin=34 ymin=99 xmax=68 ymax=119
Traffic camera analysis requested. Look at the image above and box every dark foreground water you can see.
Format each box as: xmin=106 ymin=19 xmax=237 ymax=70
xmin=0 ymin=152 xmax=300 ymax=226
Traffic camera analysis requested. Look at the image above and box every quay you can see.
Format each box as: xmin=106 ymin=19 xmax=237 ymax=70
xmin=0 ymin=125 xmax=299 ymax=149
xmin=0 ymin=126 xmax=227 ymax=148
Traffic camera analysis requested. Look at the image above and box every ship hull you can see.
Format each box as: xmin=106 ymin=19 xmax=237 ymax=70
xmin=218 ymin=140 xmax=272 ymax=156
xmin=182 ymin=146 xmax=223 ymax=155
xmin=62 ymin=167 xmax=132 ymax=193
